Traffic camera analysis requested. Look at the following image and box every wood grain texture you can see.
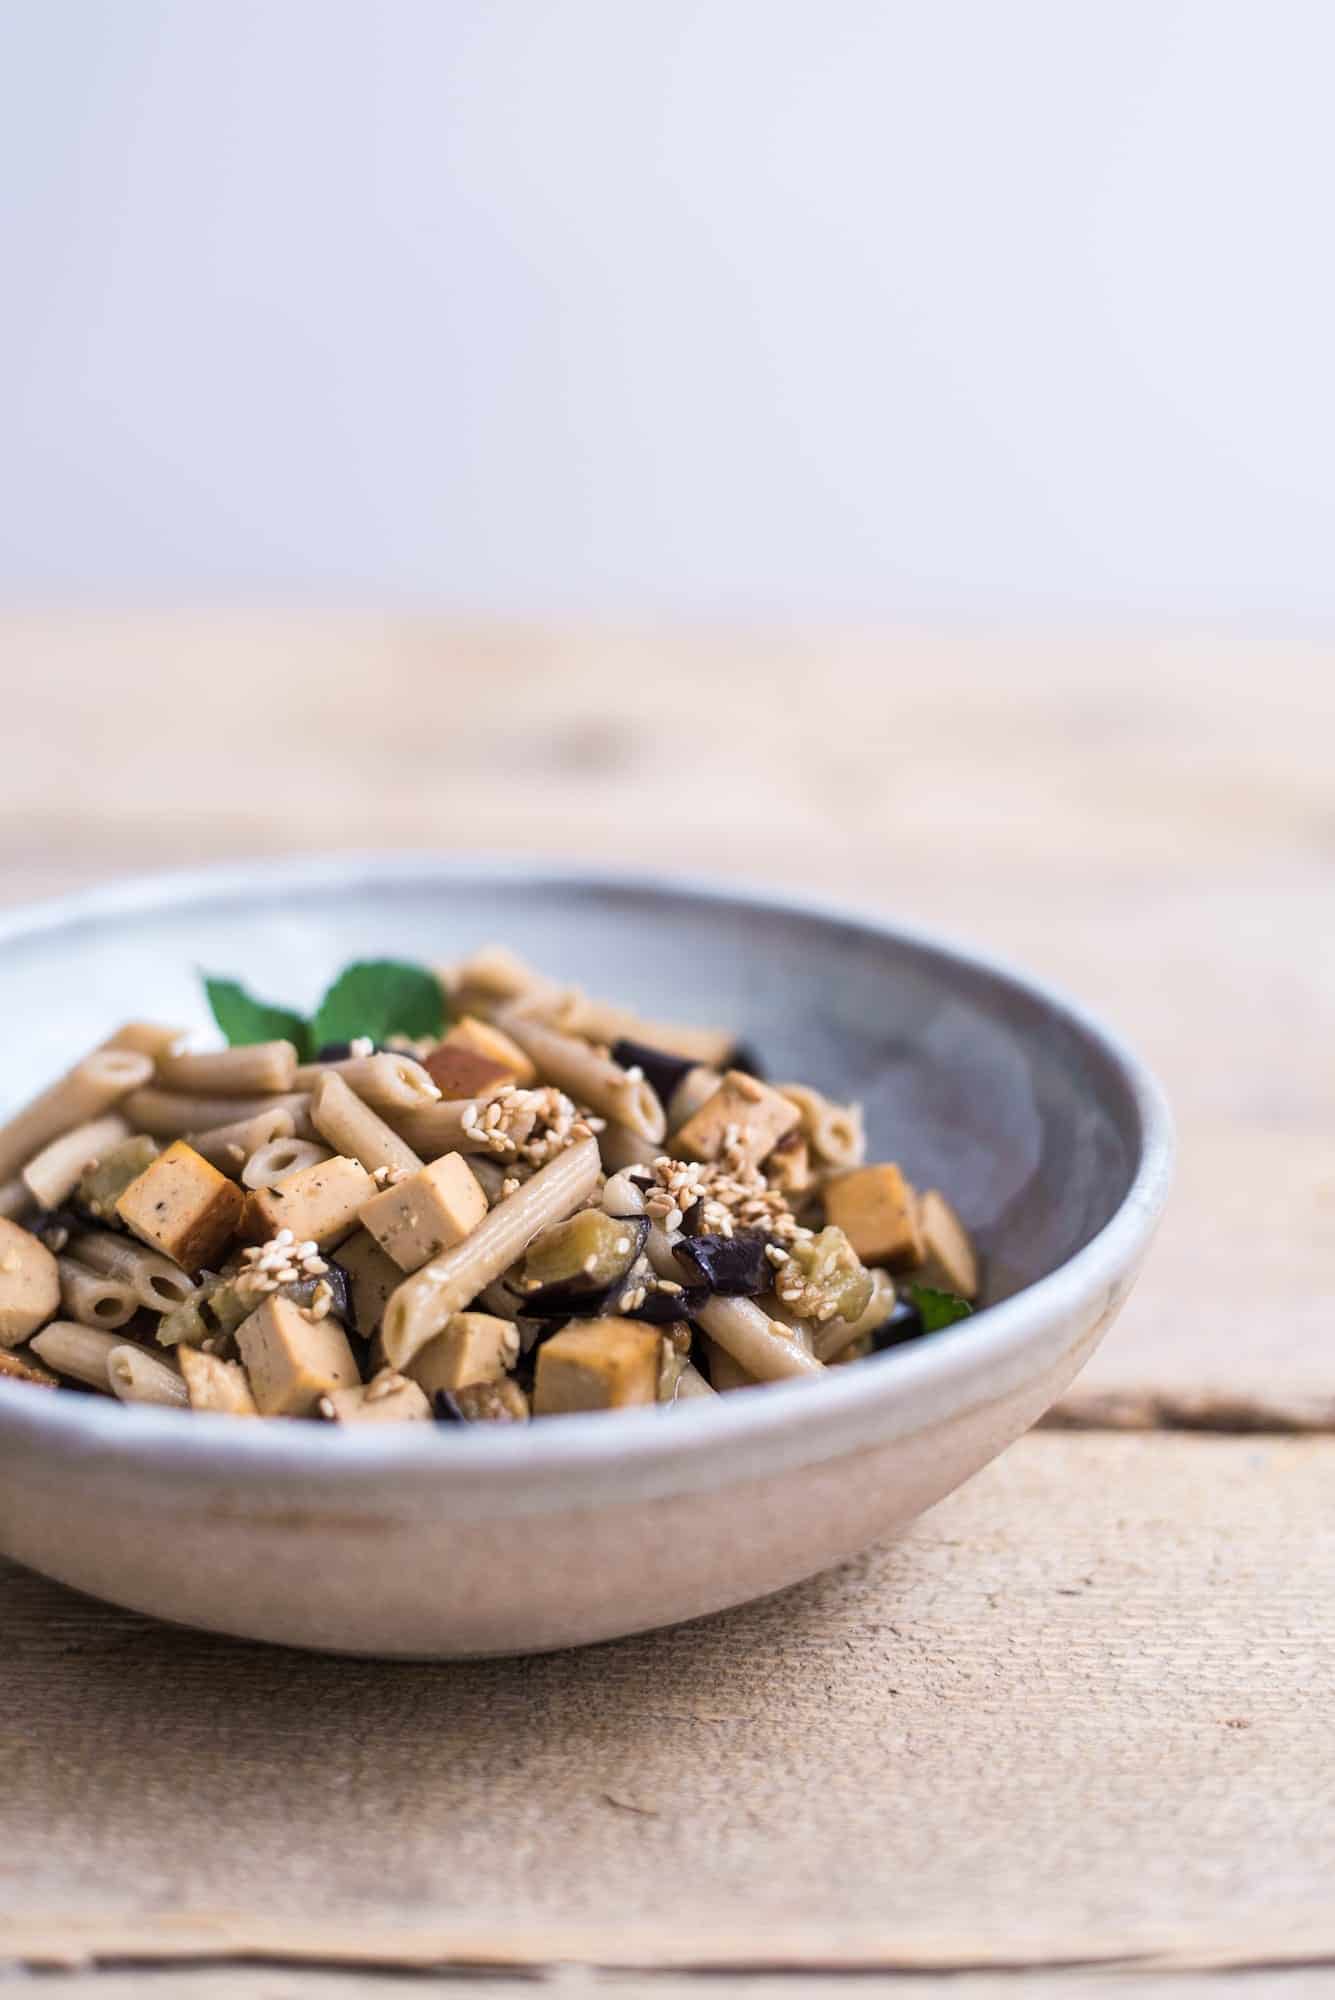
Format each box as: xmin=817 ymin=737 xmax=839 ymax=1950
xmin=7 ymin=1979 xmax=1335 ymax=2000
xmin=0 ymin=615 xmax=1328 ymax=1413
xmin=3 ymin=1433 xmax=1333 ymax=1975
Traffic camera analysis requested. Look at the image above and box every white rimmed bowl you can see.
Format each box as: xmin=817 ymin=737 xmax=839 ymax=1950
xmin=0 ymin=857 xmax=1172 ymax=1656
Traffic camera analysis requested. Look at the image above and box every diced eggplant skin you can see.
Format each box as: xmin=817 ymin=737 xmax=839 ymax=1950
xmin=520 ymin=1279 xmax=621 ymax=1319
xmin=522 ymin=1212 xmax=649 ymax=1296
xmin=623 ymin=1284 xmax=709 ymax=1324
xmin=609 ymin=1038 xmax=697 ymax=1112
xmin=871 ymin=1296 xmax=924 ymax=1351
xmin=317 ymin=1257 xmax=355 ymax=1333
xmin=434 ymin=1388 xmax=465 ymax=1422
xmin=728 ymin=1043 xmax=767 ymax=1081
xmin=313 ymin=1040 xmax=397 ymax=1062
xmin=674 ymin=1229 xmax=774 ymax=1297
xmin=34 ymin=1208 xmax=85 ymax=1250
xmin=679 ymin=1199 xmax=706 ymax=1238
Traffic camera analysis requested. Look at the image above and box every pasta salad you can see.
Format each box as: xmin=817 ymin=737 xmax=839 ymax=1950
xmin=0 ymin=949 xmax=978 ymax=1424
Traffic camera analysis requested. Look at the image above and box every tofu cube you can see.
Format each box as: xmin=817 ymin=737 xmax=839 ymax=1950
xmin=116 ymin=1141 xmax=245 ymax=1273
xmin=358 ymin=1152 xmax=488 ymax=1272
xmin=235 ymin=1292 xmax=361 ymax=1416
xmin=0 ymin=1344 xmax=58 ymax=1388
xmin=178 ymin=1345 xmax=258 ymax=1416
xmin=441 ymin=1015 xmax=536 ymax=1086
xmin=916 ymin=1188 xmax=979 ymax=1300
xmin=244 ymin=1154 xmax=375 ymax=1251
xmin=824 ymin=1163 xmax=925 ymax=1269
xmin=422 ymin=1043 xmax=515 ymax=1102
xmin=765 ymin=1130 xmax=813 ymax=1195
xmin=0 ymin=1219 xmax=60 ymax=1349
xmin=532 ymin=1317 xmax=662 ymax=1415
xmin=335 ymin=1227 xmax=404 ymax=1337
xmin=406 ymin=1311 xmax=520 ymax=1398
xmin=320 ymin=1369 xmax=432 ymax=1423
xmin=672 ymin=1070 xmax=801 ymax=1168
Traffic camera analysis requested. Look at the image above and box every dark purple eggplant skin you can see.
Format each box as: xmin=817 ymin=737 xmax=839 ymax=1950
xmin=728 ymin=1043 xmax=767 ymax=1081
xmin=433 ymin=1389 xmax=465 ymax=1423
xmin=674 ymin=1229 xmax=773 ymax=1297
xmin=679 ymin=1198 xmax=706 ymax=1237
xmin=519 ymin=1279 xmax=619 ymax=1319
xmin=318 ymin=1257 xmax=355 ymax=1334
xmin=871 ymin=1296 xmax=925 ymax=1352
xmin=313 ymin=1039 xmax=399 ymax=1062
xmin=624 ymin=1283 xmax=709 ymax=1324
xmin=610 ymin=1038 xmax=697 ymax=1110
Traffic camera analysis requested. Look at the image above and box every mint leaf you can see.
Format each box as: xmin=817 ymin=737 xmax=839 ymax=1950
xmin=310 ymin=960 xmax=444 ymax=1051
xmin=908 ymin=1282 xmax=974 ymax=1333
xmin=203 ymin=976 xmax=310 ymax=1057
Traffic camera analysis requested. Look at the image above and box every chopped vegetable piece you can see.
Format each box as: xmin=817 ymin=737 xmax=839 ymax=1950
xmin=609 ymin=1037 xmax=697 ymax=1112
xmin=674 ymin=1228 xmax=774 ymax=1297
xmin=775 ymin=1226 xmax=874 ymax=1324
xmin=433 ymin=1378 xmax=529 ymax=1423
xmin=76 ymin=1135 xmax=161 ymax=1223
xmin=623 ymin=1283 xmax=709 ymax=1324
xmin=871 ymin=1295 xmax=923 ymax=1351
xmin=728 ymin=1043 xmax=767 ymax=1080
xmin=907 ymin=1282 xmax=974 ymax=1333
xmin=523 ymin=1211 xmax=649 ymax=1296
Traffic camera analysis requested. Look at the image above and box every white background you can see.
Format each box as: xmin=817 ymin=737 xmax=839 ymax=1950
xmin=1 ymin=1 xmax=1332 ymax=617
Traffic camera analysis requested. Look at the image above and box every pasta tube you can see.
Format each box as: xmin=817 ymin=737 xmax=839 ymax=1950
xmin=0 ymin=1047 xmax=152 ymax=1184
xmin=496 ymin=1011 xmax=665 ymax=1142
xmin=309 ymin=1071 xmax=423 ymax=1177
xmin=21 ymin=1114 xmax=131 ymax=1210
xmin=156 ymin=1040 xmax=299 ymax=1097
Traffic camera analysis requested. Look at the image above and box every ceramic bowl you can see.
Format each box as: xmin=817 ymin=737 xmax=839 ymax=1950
xmin=0 ymin=857 xmax=1172 ymax=1656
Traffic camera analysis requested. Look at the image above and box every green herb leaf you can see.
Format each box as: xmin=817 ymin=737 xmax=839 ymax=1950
xmin=908 ymin=1282 xmax=974 ymax=1333
xmin=309 ymin=960 xmax=445 ymax=1051
xmin=203 ymin=976 xmax=311 ymax=1057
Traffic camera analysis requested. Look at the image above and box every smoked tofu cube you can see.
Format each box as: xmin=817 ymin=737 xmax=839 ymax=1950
xmin=765 ymin=1130 xmax=813 ymax=1195
xmin=178 ymin=1345 xmax=258 ymax=1416
xmin=406 ymin=1311 xmax=520 ymax=1398
xmin=672 ymin=1070 xmax=800 ymax=1168
xmin=335 ymin=1227 xmax=404 ymax=1338
xmin=916 ymin=1188 xmax=979 ymax=1300
xmin=244 ymin=1155 xmax=375 ymax=1252
xmin=357 ymin=1152 xmax=488 ymax=1272
xmin=320 ymin=1369 xmax=432 ymax=1423
xmin=235 ymin=1292 xmax=360 ymax=1416
xmin=441 ymin=1015 xmax=536 ymax=1086
xmin=422 ymin=1043 xmax=515 ymax=1102
xmin=532 ymin=1317 xmax=661 ymax=1415
xmin=824 ymin=1163 xmax=925 ymax=1269
xmin=0 ymin=1219 xmax=60 ymax=1348
xmin=116 ymin=1141 xmax=245 ymax=1273
xmin=0 ymin=1344 xmax=58 ymax=1387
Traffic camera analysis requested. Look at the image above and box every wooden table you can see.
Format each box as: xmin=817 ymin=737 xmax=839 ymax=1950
xmin=1 ymin=617 xmax=1331 ymax=1998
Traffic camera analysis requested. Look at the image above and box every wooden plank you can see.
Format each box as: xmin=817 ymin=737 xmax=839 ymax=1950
xmin=0 ymin=614 xmax=1328 ymax=1410
xmin=7 ymin=1975 xmax=1335 ymax=2000
xmin=3 ymin=1433 xmax=1332 ymax=1975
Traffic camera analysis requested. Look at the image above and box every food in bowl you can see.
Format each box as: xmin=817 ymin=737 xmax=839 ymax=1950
xmin=0 ymin=947 xmax=978 ymax=1423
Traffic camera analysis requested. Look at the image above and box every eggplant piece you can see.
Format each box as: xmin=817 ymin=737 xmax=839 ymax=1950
xmin=290 ymin=1255 xmax=354 ymax=1332
xmin=623 ymin=1283 xmax=709 ymax=1324
xmin=522 ymin=1212 xmax=649 ymax=1297
xmin=673 ymin=1229 xmax=774 ymax=1297
xmin=610 ymin=1038 xmax=697 ymax=1112
xmin=433 ymin=1381 xmax=528 ymax=1424
xmin=871 ymin=1295 xmax=924 ymax=1352
xmin=312 ymin=1039 xmax=398 ymax=1061
xmin=728 ymin=1042 xmax=767 ymax=1081
xmin=679 ymin=1198 xmax=706 ymax=1238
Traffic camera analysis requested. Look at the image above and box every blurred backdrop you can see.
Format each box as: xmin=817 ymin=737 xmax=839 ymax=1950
xmin=2 ymin=0 xmax=1333 ymax=615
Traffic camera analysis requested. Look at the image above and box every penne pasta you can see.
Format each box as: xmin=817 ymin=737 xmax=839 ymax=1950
xmin=0 ymin=1047 xmax=153 ymax=1185
xmin=189 ymin=1106 xmax=296 ymax=1176
xmin=125 ymin=1087 xmax=313 ymax=1140
xmin=242 ymin=1138 xmax=333 ymax=1189
xmin=496 ymin=1011 xmax=665 ymax=1142
xmin=643 ymin=1223 xmax=821 ymax=1382
xmin=107 ymin=1343 xmax=188 ymax=1408
xmin=382 ymin=1135 xmax=601 ymax=1369
xmin=56 ymin=1256 xmax=138 ymax=1331
xmin=700 ymin=1336 xmax=757 ymax=1394
xmin=29 ymin=1320 xmax=125 ymax=1393
xmin=156 ymin=1039 xmax=299 ymax=1097
xmin=0 ymin=1178 xmax=32 ymax=1222
xmin=100 ymin=1021 xmax=187 ymax=1061
xmin=665 ymin=1065 xmax=723 ymax=1133
xmin=671 ymin=1359 xmax=717 ymax=1400
xmin=291 ymin=1053 xmax=440 ymax=1113
xmin=67 ymin=1228 xmax=198 ymax=1312
xmin=21 ymin=1113 xmax=132 ymax=1211
xmin=812 ymin=1266 xmax=895 ymax=1362
xmin=598 ymin=1120 xmax=660 ymax=1173
xmin=309 ymin=1070 xmax=423 ymax=1177
xmin=388 ymin=1098 xmax=537 ymax=1160
xmin=777 ymin=1083 xmax=866 ymax=1171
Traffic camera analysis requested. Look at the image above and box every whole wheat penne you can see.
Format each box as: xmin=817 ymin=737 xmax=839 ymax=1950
xmin=125 ymin=1087 xmax=313 ymax=1140
xmin=643 ymin=1223 xmax=821 ymax=1382
xmin=482 ymin=960 xmax=736 ymax=1067
xmin=0 ymin=1047 xmax=153 ymax=1185
xmin=496 ymin=1011 xmax=665 ymax=1142
xmin=672 ymin=1359 xmax=717 ymax=1400
xmin=291 ymin=1053 xmax=440 ymax=1112
xmin=21 ymin=1113 xmax=132 ymax=1210
xmin=29 ymin=1320 xmax=124 ymax=1392
xmin=67 ymin=1228 xmax=198 ymax=1311
xmin=57 ymin=1256 xmax=138 ymax=1330
xmin=100 ymin=1021 xmax=186 ymax=1061
xmin=242 ymin=1138 xmax=333 ymax=1189
xmin=777 ymin=1083 xmax=866 ymax=1170
xmin=0 ymin=1177 xmax=33 ymax=1222
xmin=107 ymin=1343 xmax=188 ymax=1408
xmin=156 ymin=1039 xmax=299 ymax=1097
xmin=666 ymin=1066 xmax=723 ymax=1132
xmin=382 ymin=1135 xmax=601 ymax=1369
xmin=309 ymin=1071 xmax=422 ymax=1177
xmin=438 ymin=945 xmax=553 ymax=1011
xmin=468 ymin=1157 xmax=509 ymax=1205
xmin=388 ymin=1098 xmax=537 ymax=1160
xmin=189 ymin=1106 xmax=296 ymax=1175
xmin=700 ymin=1335 xmax=757 ymax=1393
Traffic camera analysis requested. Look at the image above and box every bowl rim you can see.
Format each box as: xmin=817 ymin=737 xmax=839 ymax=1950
xmin=0 ymin=852 xmax=1174 ymax=1507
